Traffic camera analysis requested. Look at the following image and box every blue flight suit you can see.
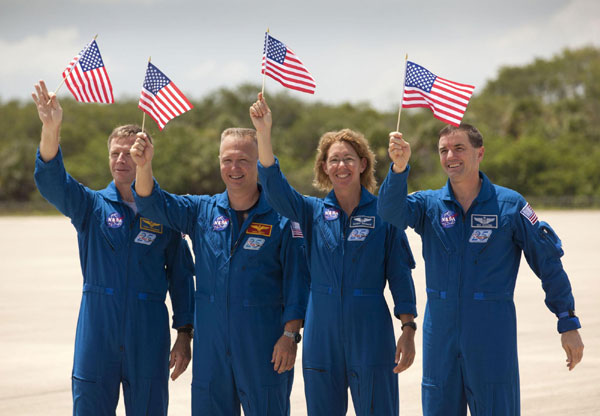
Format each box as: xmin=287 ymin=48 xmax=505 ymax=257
xmin=132 ymin=180 xmax=309 ymax=416
xmin=377 ymin=166 xmax=582 ymax=416
xmin=34 ymin=148 xmax=195 ymax=416
xmin=258 ymin=159 xmax=417 ymax=416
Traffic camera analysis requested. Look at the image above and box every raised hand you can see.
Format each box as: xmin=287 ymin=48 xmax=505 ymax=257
xmin=32 ymin=80 xmax=62 ymax=130
xmin=249 ymin=92 xmax=272 ymax=134
xmin=130 ymin=133 xmax=154 ymax=168
xmin=388 ymin=132 xmax=411 ymax=173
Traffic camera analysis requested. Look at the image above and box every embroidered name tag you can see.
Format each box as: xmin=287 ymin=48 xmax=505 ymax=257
xmin=140 ymin=217 xmax=163 ymax=234
xmin=471 ymin=214 xmax=498 ymax=229
xmin=350 ymin=215 xmax=375 ymax=229
xmin=246 ymin=222 xmax=272 ymax=237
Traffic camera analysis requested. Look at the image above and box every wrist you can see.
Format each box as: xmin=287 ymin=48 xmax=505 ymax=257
xmin=177 ymin=326 xmax=193 ymax=339
xmin=392 ymin=162 xmax=407 ymax=174
xmin=401 ymin=321 xmax=417 ymax=332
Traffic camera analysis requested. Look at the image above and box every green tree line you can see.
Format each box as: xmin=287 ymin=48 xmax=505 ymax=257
xmin=1 ymin=46 xmax=599 ymax=211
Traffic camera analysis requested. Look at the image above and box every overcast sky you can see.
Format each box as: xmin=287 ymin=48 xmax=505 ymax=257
xmin=1 ymin=0 xmax=598 ymax=111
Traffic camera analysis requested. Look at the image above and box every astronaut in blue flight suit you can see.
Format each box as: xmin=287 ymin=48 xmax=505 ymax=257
xmin=131 ymin=127 xmax=309 ymax=415
xmin=32 ymin=81 xmax=195 ymax=416
xmin=249 ymin=94 xmax=418 ymax=416
xmin=377 ymin=124 xmax=584 ymax=415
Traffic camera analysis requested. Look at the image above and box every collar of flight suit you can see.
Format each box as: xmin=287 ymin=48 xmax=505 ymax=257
xmin=215 ymin=183 xmax=271 ymax=217
xmin=441 ymin=171 xmax=495 ymax=207
xmin=98 ymin=181 xmax=125 ymax=204
xmin=323 ymin=186 xmax=376 ymax=211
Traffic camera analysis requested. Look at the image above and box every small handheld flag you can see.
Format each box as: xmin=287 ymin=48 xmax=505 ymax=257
xmin=402 ymin=61 xmax=474 ymax=127
xmin=62 ymin=38 xmax=113 ymax=104
xmin=261 ymin=33 xmax=316 ymax=95
xmin=138 ymin=62 xmax=193 ymax=131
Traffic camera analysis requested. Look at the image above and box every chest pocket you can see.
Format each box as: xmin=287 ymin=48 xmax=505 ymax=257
xmin=95 ymin=206 xmax=127 ymax=252
xmin=426 ymin=207 xmax=452 ymax=253
xmin=314 ymin=213 xmax=339 ymax=252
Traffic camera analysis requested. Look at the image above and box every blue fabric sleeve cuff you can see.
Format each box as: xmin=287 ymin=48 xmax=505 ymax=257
xmin=557 ymin=316 xmax=581 ymax=333
xmin=281 ymin=304 xmax=306 ymax=325
xmin=388 ymin=162 xmax=411 ymax=176
xmin=394 ymin=303 xmax=417 ymax=319
xmin=35 ymin=146 xmax=63 ymax=169
xmin=172 ymin=312 xmax=194 ymax=329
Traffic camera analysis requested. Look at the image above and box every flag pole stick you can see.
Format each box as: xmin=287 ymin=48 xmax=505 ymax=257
xmin=141 ymin=56 xmax=151 ymax=133
xmin=49 ymin=34 xmax=98 ymax=103
xmin=261 ymin=28 xmax=269 ymax=96
xmin=395 ymin=54 xmax=409 ymax=132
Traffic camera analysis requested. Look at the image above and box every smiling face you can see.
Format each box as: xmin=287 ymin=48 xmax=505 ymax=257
xmin=321 ymin=141 xmax=367 ymax=191
xmin=219 ymin=134 xmax=258 ymax=191
xmin=438 ymin=131 xmax=484 ymax=183
xmin=109 ymin=135 xmax=137 ymax=187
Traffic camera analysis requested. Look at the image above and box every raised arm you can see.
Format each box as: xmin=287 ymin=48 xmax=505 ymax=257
xmin=249 ymin=92 xmax=275 ymax=168
xmin=32 ymin=80 xmax=63 ymax=162
xmin=250 ymin=93 xmax=315 ymax=227
xmin=131 ymin=132 xmax=154 ymax=197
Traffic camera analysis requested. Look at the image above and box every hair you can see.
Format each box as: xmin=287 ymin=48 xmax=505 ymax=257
xmin=107 ymin=124 xmax=152 ymax=149
xmin=220 ymin=128 xmax=258 ymax=145
xmin=438 ymin=124 xmax=483 ymax=148
xmin=313 ymin=129 xmax=377 ymax=193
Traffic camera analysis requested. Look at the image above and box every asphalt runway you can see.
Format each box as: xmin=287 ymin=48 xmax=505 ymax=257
xmin=1 ymin=212 xmax=598 ymax=415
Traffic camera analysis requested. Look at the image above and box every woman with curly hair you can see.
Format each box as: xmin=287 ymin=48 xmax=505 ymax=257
xmin=250 ymin=93 xmax=417 ymax=416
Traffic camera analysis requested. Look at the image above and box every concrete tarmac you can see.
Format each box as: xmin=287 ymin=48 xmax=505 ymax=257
xmin=1 ymin=212 xmax=598 ymax=415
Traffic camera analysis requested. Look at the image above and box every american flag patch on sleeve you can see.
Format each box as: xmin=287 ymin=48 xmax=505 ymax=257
xmin=291 ymin=221 xmax=304 ymax=238
xmin=520 ymin=203 xmax=538 ymax=225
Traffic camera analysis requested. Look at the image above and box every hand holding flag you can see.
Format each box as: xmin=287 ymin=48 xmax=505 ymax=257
xmin=138 ymin=62 xmax=193 ymax=130
xmin=402 ymin=61 xmax=474 ymax=126
xmin=261 ymin=33 xmax=316 ymax=95
xmin=62 ymin=37 xmax=114 ymax=104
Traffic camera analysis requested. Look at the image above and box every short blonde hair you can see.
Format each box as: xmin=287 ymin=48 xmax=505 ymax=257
xmin=313 ymin=129 xmax=377 ymax=193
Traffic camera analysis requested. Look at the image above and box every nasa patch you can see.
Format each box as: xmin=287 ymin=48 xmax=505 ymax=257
xmin=106 ymin=212 xmax=124 ymax=228
xmin=350 ymin=215 xmax=375 ymax=229
xmin=348 ymin=228 xmax=370 ymax=242
xmin=469 ymin=229 xmax=492 ymax=243
xmin=243 ymin=237 xmax=265 ymax=250
xmin=440 ymin=210 xmax=458 ymax=229
xmin=212 ymin=215 xmax=230 ymax=231
xmin=471 ymin=214 xmax=498 ymax=229
xmin=324 ymin=208 xmax=340 ymax=221
xmin=134 ymin=231 xmax=157 ymax=245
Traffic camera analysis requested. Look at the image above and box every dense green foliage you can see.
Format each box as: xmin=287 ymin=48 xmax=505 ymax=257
xmin=1 ymin=47 xmax=599 ymax=210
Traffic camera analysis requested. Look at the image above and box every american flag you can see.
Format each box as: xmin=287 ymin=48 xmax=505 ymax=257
xmin=290 ymin=221 xmax=304 ymax=238
xmin=402 ymin=61 xmax=474 ymax=127
xmin=261 ymin=33 xmax=316 ymax=94
xmin=63 ymin=39 xmax=113 ymax=104
xmin=138 ymin=62 xmax=193 ymax=130
xmin=520 ymin=203 xmax=538 ymax=225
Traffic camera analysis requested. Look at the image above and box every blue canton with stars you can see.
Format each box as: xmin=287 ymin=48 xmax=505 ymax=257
xmin=264 ymin=34 xmax=287 ymax=64
xmin=143 ymin=63 xmax=171 ymax=95
xmin=79 ymin=40 xmax=105 ymax=72
xmin=405 ymin=61 xmax=437 ymax=92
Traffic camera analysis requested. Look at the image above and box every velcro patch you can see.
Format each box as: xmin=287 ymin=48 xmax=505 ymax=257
xmin=469 ymin=229 xmax=492 ymax=243
xmin=471 ymin=214 xmax=497 ymax=229
xmin=140 ymin=217 xmax=163 ymax=234
xmin=520 ymin=203 xmax=538 ymax=225
xmin=246 ymin=222 xmax=272 ymax=237
xmin=134 ymin=231 xmax=157 ymax=245
xmin=243 ymin=237 xmax=265 ymax=250
xmin=290 ymin=221 xmax=304 ymax=238
xmin=350 ymin=215 xmax=375 ymax=229
xmin=348 ymin=228 xmax=369 ymax=242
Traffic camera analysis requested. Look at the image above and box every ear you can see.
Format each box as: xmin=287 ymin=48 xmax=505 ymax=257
xmin=321 ymin=160 xmax=329 ymax=176
xmin=359 ymin=157 xmax=367 ymax=174
xmin=477 ymin=146 xmax=485 ymax=163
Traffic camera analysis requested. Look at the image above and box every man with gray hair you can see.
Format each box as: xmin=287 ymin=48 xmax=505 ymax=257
xmin=131 ymin=127 xmax=309 ymax=415
xmin=32 ymin=80 xmax=195 ymax=415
